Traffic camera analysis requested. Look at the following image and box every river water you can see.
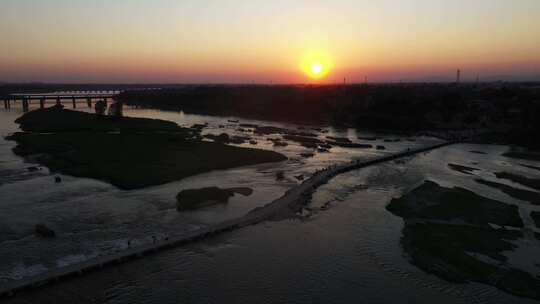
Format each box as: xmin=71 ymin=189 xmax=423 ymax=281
xmin=1 ymin=102 xmax=540 ymax=303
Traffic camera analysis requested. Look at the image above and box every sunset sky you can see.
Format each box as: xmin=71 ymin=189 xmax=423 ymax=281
xmin=1 ymin=0 xmax=539 ymax=83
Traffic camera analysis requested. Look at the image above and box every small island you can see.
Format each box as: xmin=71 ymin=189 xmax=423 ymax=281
xmin=176 ymin=187 xmax=253 ymax=210
xmin=447 ymin=163 xmax=480 ymax=175
xmin=386 ymin=180 xmax=540 ymax=300
xmin=476 ymin=178 xmax=540 ymax=205
xmin=7 ymin=108 xmax=287 ymax=190
xmin=495 ymin=171 xmax=540 ymax=191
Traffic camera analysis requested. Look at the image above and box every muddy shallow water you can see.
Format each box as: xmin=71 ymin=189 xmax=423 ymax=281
xmin=1 ymin=104 xmax=540 ymax=303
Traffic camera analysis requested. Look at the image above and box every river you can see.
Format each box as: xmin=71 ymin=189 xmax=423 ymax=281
xmin=1 ymin=102 xmax=539 ymax=303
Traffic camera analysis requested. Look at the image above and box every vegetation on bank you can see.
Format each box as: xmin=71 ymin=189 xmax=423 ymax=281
xmin=386 ymin=180 xmax=540 ymax=300
xmin=7 ymin=109 xmax=287 ymax=190
xmin=15 ymin=107 xmax=184 ymax=133
xmin=176 ymin=187 xmax=253 ymax=210
xmin=116 ymin=83 xmax=540 ymax=148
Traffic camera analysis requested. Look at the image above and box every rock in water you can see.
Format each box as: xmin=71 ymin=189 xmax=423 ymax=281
xmin=35 ymin=224 xmax=56 ymax=238
xmin=176 ymin=186 xmax=254 ymax=211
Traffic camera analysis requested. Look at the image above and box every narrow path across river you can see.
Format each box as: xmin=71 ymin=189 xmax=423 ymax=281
xmin=0 ymin=140 xmax=453 ymax=298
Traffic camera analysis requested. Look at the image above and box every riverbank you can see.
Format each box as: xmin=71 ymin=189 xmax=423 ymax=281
xmin=116 ymin=84 xmax=540 ymax=149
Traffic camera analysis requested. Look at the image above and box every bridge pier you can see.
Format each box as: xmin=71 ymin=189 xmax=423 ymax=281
xmin=22 ymin=99 xmax=29 ymax=112
xmin=5 ymin=92 xmax=119 ymax=112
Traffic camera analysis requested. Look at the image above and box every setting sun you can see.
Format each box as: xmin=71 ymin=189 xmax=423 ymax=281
xmin=300 ymin=50 xmax=333 ymax=81
xmin=311 ymin=63 xmax=323 ymax=75
xmin=307 ymin=63 xmax=328 ymax=79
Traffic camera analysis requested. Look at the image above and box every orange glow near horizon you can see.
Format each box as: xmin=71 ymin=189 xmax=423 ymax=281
xmin=300 ymin=50 xmax=333 ymax=81
xmin=1 ymin=1 xmax=540 ymax=83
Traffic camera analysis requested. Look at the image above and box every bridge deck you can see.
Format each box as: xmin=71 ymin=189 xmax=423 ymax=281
xmin=4 ymin=94 xmax=118 ymax=101
xmin=0 ymin=141 xmax=453 ymax=298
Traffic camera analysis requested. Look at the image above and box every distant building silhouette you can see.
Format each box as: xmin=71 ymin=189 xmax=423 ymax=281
xmin=456 ymin=69 xmax=461 ymax=83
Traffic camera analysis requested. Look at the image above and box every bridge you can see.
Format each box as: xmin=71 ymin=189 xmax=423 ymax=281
xmin=1 ymin=91 xmax=121 ymax=112
xmin=0 ymin=140 xmax=453 ymax=298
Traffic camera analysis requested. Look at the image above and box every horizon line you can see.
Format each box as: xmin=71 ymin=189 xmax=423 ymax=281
xmin=2 ymin=80 xmax=540 ymax=86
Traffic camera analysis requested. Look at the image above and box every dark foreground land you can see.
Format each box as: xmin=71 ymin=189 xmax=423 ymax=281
xmin=6 ymin=108 xmax=287 ymax=189
xmin=386 ymin=180 xmax=540 ymax=300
